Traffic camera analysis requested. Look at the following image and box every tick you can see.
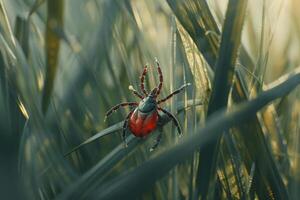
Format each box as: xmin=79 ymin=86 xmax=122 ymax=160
xmin=104 ymin=59 xmax=190 ymax=150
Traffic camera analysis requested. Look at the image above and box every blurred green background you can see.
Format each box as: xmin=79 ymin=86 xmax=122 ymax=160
xmin=0 ymin=0 xmax=300 ymax=199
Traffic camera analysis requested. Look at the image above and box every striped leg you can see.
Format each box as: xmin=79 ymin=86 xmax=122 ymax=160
xmin=150 ymin=128 xmax=163 ymax=152
xmin=122 ymin=109 xmax=135 ymax=147
xmin=140 ymin=65 xmax=148 ymax=96
xmin=104 ymin=102 xmax=138 ymax=121
xmin=129 ymin=85 xmax=143 ymax=99
xmin=157 ymin=83 xmax=191 ymax=104
xmin=155 ymin=59 xmax=163 ymax=97
xmin=158 ymin=107 xmax=182 ymax=136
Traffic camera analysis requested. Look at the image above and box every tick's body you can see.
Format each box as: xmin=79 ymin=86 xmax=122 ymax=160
xmin=105 ymin=60 xmax=190 ymax=150
xmin=129 ymin=108 xmax=158 ymax=137
xmin=129 ymin=95 xmax=159 ymax=137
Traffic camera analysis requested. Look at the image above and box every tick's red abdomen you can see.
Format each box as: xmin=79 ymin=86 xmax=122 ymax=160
xmin=129 ymin=108 xmax=158 ymax=137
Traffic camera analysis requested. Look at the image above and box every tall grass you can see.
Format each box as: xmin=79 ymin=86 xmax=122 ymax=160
xmin=0 ymin=0 xmax=300 ymax=199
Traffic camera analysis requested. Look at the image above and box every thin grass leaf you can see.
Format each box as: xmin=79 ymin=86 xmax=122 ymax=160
xmin=0 ymin=0 xmax=16 ymax=47
xmin=64 ymin=121 xmax=124 ymax=157
xmin=223 ymin=131 xmax=247 ymax=199
xmin=41 ymin=0 xmax=64 ymax=113
xmin=45 ymin=1 xmax=118 ymax=121
xmin=207 ymin=0 xmax=247 ymax=114
xmin=28 ymin=0 xmax=46 ymax=17
xmin=219 ymin=150 xmax=234 ymax=199
xmin=170 ymin=15 xmax=179 ymax=200
xmin=0 ymin=24 xmax=40 ymax=117
xmin=64 ymin=99 xmax=202 ymax=156
xmin=289 ymin=116 xmax=300 ymax=199
xmin=14 ymin=16 xmax=29 ymax=58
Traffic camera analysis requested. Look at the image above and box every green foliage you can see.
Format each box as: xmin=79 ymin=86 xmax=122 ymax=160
xmin=0 ymin=0 xmax=300 ymax=199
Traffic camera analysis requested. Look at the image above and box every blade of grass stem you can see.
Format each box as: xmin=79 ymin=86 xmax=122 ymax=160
xmin=196 ymin=0 xmax=248 ymax=199
xmin=41 ymin=0 xmax=64 ymax=113
xmin=14 ymin=16 xmax=29 ymax=58
xmin=64 ymin=99 xmax=202 ymax=156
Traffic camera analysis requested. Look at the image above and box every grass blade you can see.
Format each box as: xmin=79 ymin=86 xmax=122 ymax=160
xmin=196 ymin=0 xmax=248 ymax=199
xmin=167 ymin=0 xmax=219 ymax=68
xmin=14 ymin=16 xmax=29 ymax=58
xmin=41 ymin=0 xmax=64 ymax=113
xmin=28 ymin=0 xmax=46 ymax=17
xmin=0 ymin=0 xmax=16 ymax=47
xmin=64 ymin=99 xmax=202 ymax=156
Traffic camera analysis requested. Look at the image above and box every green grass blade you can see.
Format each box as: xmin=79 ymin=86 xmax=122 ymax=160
xmin=0 ymin=0 xmax=16 ymax=47
xmin=41 ymin=0 xmax=64 ymax=113
xmin=64 ymin=99 xmax=202 ymax=156
xmin=28 ymin=0 xmax=46 ymax=17
xmin=14 ymin=16 xmax=29 ymax=58
xmin=63 ymin=121 xmax=124 ymax=157
xmin=196 ymin=0 xmax=248 ymax=199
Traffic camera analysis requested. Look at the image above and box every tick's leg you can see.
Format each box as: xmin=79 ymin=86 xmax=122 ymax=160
xmin=158 ymin=107 xmax=182 ymax=136
xmin=150 ymin=129 xmax=162 ymax=152
xmin=157 ymin=83 xmax=191 ymax=104
xmin=104 ymin=102 xmax=138 ymax=121
xmin=122 ymin=109 xmax=135 ymax=147
xmin=155 ymin=59 xmax=163 ymax=97
xmin=129 ymin=85 xmax=143 ymax=99
xmin=140 ymin=65 xmax=148 ymax=96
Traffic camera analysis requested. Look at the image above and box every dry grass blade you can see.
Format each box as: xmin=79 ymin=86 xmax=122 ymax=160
xmin=167 ymin=0 xmax=219 ymax=68
xmin=41 ymin=0 xmax=64 ymax=113
xmin=177 ymin=23 xmax=211 ymax=96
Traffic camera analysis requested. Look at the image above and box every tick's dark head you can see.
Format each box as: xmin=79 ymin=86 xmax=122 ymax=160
xmin=149 ymin=88 xmax=158 ymax=97
xmin=138 ymin=95 xmax=157 ymax=113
